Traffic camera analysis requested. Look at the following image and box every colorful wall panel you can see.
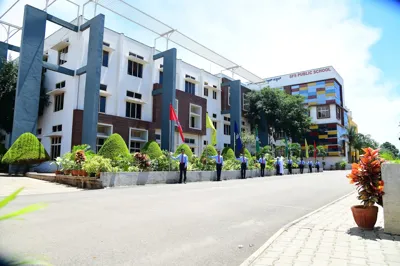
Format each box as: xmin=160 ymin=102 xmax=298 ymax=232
xmin=290 ymin=79 xmax=342 ymax=106
xmin=301 ymin=123 xmax=343 ymax=157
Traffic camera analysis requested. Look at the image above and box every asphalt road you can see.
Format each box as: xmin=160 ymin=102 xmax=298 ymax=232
xmin=0 ymin=170 xmax=353 ymax=266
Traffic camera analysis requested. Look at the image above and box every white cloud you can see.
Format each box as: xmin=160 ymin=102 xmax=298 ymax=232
xmin=1 ymin=0 xmax=399 ymax=149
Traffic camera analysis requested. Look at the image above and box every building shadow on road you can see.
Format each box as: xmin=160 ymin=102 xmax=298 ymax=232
xmin=347 ymin=226 xmax=400 ymax=241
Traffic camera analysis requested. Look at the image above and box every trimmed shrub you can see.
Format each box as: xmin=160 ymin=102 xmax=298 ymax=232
xmin=244 ymin=148 xmax=252 ymax=159
xmin=141 ymin=140 xmax=163 ymax=159
xmin=223 ymin=148 xmax=235 ymax=160
xmin=98 ymin=133 xmax=130 ymax=161
xmin=1 ymin=132 xmax=49 ymax=164
xmin=201 ymin=145 xmax=217 ymax=159
xmin=174 ymin=144 xmax=193 ymax=161
xmin=221 ymin=146 xmax=231 ymax=156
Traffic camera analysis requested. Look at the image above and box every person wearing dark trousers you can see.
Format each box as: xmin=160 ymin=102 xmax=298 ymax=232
xmin=308 ymin=160 xmax=313 ymax=173
xmin=258 ymin=154 xmax=266 ymax=177
xmin=315 ymin=160 xmax=320 ymax=172
xmin=171 ymin=149 xmax=188 ymax=184
xmin=299 ymin=158 xmax=305 ymax=174
xmin=275 ymin=157 xmax=280 ymax=175
xmin=209 ymin=150 xmax=224 ymax=181
xmin=237 ymin=154 xmax=248 ymax=179
xmin=287 ymin=157 xmax=293 ymax=174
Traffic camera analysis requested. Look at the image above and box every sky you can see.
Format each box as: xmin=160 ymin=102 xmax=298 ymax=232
xmin=1 ymin=0 xmax=400 ymax=149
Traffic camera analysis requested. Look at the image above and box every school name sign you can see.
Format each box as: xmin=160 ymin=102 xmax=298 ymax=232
xmin=289 ymin=67 xmax=331 ymax=78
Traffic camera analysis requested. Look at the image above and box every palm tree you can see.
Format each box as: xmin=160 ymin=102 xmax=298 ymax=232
xmin=288 ymin=143 xmax=301 ymax=157
xmin=342 ymin=125 xmax=358 ymax=163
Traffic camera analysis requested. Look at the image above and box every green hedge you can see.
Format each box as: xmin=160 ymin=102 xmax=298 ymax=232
xmin=244 ymin=148 xmax=252 ymax=159
xmin=174 ymin=144 xmax=193 ymax=161
xmin=201 ymin=145 xmax=217 ymax=159
xmin=98 ymin=133 xmax=130 ymax=161
xmin=221 ymin=146 xmax=230 ymax=156
xmin=223 ymin=148 xmax=235 ymax=160
xmin=1 ymin=133 xmax=49 ymax=164
xmin=141 ymin=140 xmax=162 ymax=159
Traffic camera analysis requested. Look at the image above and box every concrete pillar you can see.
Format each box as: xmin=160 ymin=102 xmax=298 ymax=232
xmin=81 ymin=14 xmax=105 ymax=149
xmin=382 ymin=163 xmax=400 ymax=235
xmin=228 ymin=80 xmax=242 ymax=157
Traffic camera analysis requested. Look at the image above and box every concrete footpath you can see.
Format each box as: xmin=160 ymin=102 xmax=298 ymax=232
xmin=241 ymin=192 xmax=400 ymax=266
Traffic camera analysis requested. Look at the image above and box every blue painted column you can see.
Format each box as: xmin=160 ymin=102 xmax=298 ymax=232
xmin=229 ymin=80 xmax=242 ymax=157
xmin=153 ymin=48 xmax=177 ymax=152
xmin=11 ymin=6 xmax=46 ymax=144
xmin=259 ymin=113 xmax=269 ymax=146
xmin=0 ymin=42 xmax=8 ymax=70
xmin=81 ymin=14 xmax=105 ymax=150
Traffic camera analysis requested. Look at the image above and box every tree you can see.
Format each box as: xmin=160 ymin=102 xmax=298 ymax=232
xmin=355 ymin=133 xmax=379 ymax=152
xmin=201 ymin=144 xmax=217 ymax=159
xmin=141 ymin=140 xmax=163 ymax=159
xmin=316 ymin=145 xmax=328 ymax=160
xmin=342 ymin=125 xmax=358 ymax=163
xmin=246 ymin=87 xmax=312 ymax=141
xmin=240 ymin=131 xmax=256 ymax=151
xmin=380 ymin=141 xmax=399 ymax=158
xmin=0 ymin=60 xmax=50 ymax=133
xmin=288 ymin=143 xmax=301 ymax=157
xmin=98 ymin=133 xmax=130 ymax=161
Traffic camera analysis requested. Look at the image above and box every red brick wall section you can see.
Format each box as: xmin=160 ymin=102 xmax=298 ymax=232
xmin=72 ymin=110 xmax=156 ymax=149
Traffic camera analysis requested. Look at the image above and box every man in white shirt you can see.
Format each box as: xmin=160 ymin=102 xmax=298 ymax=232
xmin=315 ymin=160 xmax=320 ymax=172
xmin=171 ymin=149 xmax=188 ymax=184
xmin=236 ymin=153 xmax=248 ymax=179
xmin=308 ymin=160 xmax=313 ymax=173
xmin=258 ymin=154 xmax=266 ymax=177
xmin=209 ymin=150 xmax=224 ymax=181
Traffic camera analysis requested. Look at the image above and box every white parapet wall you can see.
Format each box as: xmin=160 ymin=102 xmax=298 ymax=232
xmin=381 ymin=163 xmax=400 ymax=235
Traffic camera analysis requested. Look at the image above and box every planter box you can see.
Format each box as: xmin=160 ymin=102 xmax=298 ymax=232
xmin=26 ymin=172 xmax=103 ymax=189
xmin=382 ymin=163 xmax=400 ymax=235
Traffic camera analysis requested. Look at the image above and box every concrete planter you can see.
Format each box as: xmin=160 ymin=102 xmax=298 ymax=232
xmin=382 ymin=163 xmax=400 ymax=235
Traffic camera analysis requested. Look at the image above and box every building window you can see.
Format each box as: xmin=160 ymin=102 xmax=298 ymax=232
xmin=243 ymin=93 xmax=248 ymax=111
xmin=37 ymin=128 xmax=42 ymax=135
xmin=224 ymin=124 xmax=231 ymax=135
xmin=276 ymin=131 xmax=285 ymax=140
xmin=213 ymin=91 xmax=217 ymax=100
xmin=184 ymin=138 xmax=195 ymax=144
xmin=228 ymin=87 xmax=231 ymax=106
xmin=336 ymin=106 xmax=341 ymax=120
xmin=100 ymin=84 xmax=107 ymax=91
xmin=56 ymin=81 xmax=66 ymax=89
xmin=204 ymin=87 xmax=208 ymax=97
xmin=126 ymin=102 xmax=142 ymax=119
xmin=175 ymin=99 xmax=179 ymax=115
xmin=99 ymin=96 xmax=106 ymax=113
xmin=212 ymin=113 xmax=217 ymax=119
xmin=242 ymin=121 xmax=245 ymax=126
xmin=126 ymin=91 xmax=142 ymax=99
xmin=159 ymin=71 xmax=163 ymax=85
xmin=184 ymin=137 xmax=197 ymax=154
xmin=212 ymin=121 xmax=217 ymax=129
xmin=317 ymin=105 xmax=330 ymax=119
xmin=189 ymin=104 xmax=201 ymax=129
xmin=129 ymin=128 xmax=148 ymax=153
xmin=52 ymin=124 xmax=62 ymax=132
xmin=96 ymin=138 xmax=105 ymax=153
xmin=58 ymin=46 xmax=68 ymax=65
xmin=127 ymin=53 xmax=144 ymax=78
xmin=51 ymin=136 xmax=62 ymax=160
xmin=224 ymin=143 xmax=230 ymax=148
xmin=204 ymin=140 xmax=208 ymax=145
xmin=54 ymin=93 xmax=64 ymax=112
xmin=185 ymin=81 xmax=195 ymax=95
xmin=102 ymin=50 xmax=109 ymax=67
xmin=155 ymin=133 xmax=161 ymax=144
xmin=224 ymin=116 xmax=230 ymax=122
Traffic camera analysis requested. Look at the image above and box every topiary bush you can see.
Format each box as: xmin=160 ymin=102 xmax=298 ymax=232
xmin=221 ymin=146 xmax=231 ymax=156
xmin=1 ymin=133 xmax=50 ymax=164
xmin=174 ymin=144 xmax=193 ymax=161
xmin=244 ymin=148 xmax=252 ymax=159
xmin=223 ymin=148 xmax=235 ymax=160
xmin=201 ymin=144 xmax=217 ymax=159
xmin=141 ymin=140 xmax=163 ymax=159
xmin=98 ymin=133 xmax=130 ymax=161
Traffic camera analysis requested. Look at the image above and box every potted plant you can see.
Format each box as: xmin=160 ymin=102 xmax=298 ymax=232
xmin=75 ymin=150 xmax=87 ymax=176
xmin=51 ymin=157 xmax=63 ymax=175
xmin=82 ymin=155 xmax=112 ymax=178
xmin=71 ymin=164 xmax=80 ymax=176
xmin=346 ymin=147 xmax=385 ymax=230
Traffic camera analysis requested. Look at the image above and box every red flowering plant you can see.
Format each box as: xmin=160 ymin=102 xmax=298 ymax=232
xmin=133 ymin=152 xmax=151 ymax=172
xmin=346 ymin=147 xmax=385 ymax=207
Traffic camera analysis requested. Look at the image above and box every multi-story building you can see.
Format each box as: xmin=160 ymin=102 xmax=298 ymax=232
xmin=34 ymin=23 xmax=251 ymax=160
xmin=249 ymin=66 xmax=351 ymax=166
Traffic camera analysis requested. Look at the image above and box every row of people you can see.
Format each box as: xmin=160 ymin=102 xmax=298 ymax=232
xmin=171 ymin=149 xmax=321 ymax=184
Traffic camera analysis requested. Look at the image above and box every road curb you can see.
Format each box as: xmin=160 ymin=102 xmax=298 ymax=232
xmin=239 ymin=191 xmax=356 ymax=266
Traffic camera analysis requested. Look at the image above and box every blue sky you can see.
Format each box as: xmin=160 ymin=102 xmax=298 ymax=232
xmin=1 ymin=0 xmax=400 ymax=149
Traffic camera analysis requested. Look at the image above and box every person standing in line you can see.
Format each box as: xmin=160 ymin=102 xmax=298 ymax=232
xmin=315 ymin=160 xmax=320 ymax=172
xmin=287 ymin=157 xmax=293 ymax=174
xmin=171 ymin=149 xmax=188 ymax=184
xmin=279 ymin=156 xmax=284 ymax=175
xmin=275 ymin=157 xmax=280 ymax=175
xmin=209 ymin=150 xmax=223 ymax=181
xmin=258 ymin=154 xmax=266 ymax=177
xmin=299 ymin=158 xmax=305 ymax=174
xmin=236 ymin=153 xmax=248 ymax=179
xmin=308 ymin=160 xmax=313 ymax=173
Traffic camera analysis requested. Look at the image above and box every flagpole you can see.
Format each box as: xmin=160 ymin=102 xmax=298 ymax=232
xmin=169 ymin=103 xmax=172 ymax=172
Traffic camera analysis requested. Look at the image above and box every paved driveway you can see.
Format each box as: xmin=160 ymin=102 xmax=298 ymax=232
xmin=0 ymin=171 xmax=352 ymax=266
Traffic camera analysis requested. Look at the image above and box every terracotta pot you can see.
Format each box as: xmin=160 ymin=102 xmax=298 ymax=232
xmin=351 ymin=205 xmax=378 ymax=230
xmin=80 ymin=170 xmax=88 ymax=177
xmin=64 ymin=170 xmax=71 ymax=175
xmin=71 ymin=170 xmax=79 ymax=176
xmin=55 ymin=170 xmax=62 ymax=175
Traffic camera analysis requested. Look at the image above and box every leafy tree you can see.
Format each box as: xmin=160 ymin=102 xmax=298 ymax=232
xmin=316 ymin=145 xmax=328 ymax=160
xmin=380 ymin=141 xmax=399 ymax=158
xmin=241 ymin=131 xmax=256 ymax=149
xmin=1 ymin=132 xmax=49 ymax=165
xmin=354 ymin=133 xmax=379 ymax=152
xmin=246 ymin=87 xmax=312 ymax=141
xmin=223 ymin=148 xmax=235 ymax=160
xmin=141 ymin=140 xmax=163 ymax=159
xmin=201 ymin=144 xmax=217 ymax=159
xmin=98 ymin=133 xmax=130 ymax=161
xmin=0 ymin=60 xmax=50 ymax=133
xmin=289 ymin=143 xmax=301 ymax=157
xmin=342 ymin=125 xmax=358 ymax=163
